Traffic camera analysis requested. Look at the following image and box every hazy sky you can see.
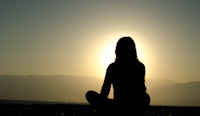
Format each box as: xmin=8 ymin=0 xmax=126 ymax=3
xmin=0 ymin=0 xmax=200 ymax=82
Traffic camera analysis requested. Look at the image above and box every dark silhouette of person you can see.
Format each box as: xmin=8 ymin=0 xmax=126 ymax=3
xmin=86 ymin=36 xmax=150 ymax=115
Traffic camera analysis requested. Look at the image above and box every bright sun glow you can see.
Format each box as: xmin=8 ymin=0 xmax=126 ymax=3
xmin=96 ymin=33 xmax=151 ymax=79
xmin=100 ymin=38 xmax=147 ymax=73
xmin=100 ymin=40 xmax=116 ymax=70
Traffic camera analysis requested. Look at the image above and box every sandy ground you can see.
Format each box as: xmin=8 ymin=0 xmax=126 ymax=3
xmin=0 ymin=104 xmax=200 ymax=116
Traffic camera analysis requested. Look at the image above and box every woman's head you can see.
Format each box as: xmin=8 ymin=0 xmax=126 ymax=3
xmin=115 ymin=36 xmax=137 ymax=61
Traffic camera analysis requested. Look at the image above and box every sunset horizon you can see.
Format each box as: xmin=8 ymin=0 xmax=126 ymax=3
xmin=0 ymin=74 xmax=200 ymax=107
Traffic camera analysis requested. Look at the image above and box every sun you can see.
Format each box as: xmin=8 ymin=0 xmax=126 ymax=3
xmin=99 ymin=38 xmax=146 ymax=71
xmin=100 ymin=40 xmax=116 ymax=70
xmin=95 ymin=32 xmax=150 ymax=76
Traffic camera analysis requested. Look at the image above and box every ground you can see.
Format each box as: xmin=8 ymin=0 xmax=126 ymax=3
xmin=0 ymin=104 xmax=200 ymax=116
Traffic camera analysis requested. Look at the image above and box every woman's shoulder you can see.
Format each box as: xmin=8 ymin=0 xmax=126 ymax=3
xmin=138 ymin=60 xmax=145 ymax=66
xmin=108 ymin=62 xmax=116 ymax=68
xmin=108 ymin=60 xmax=145 ymax=67
xmin=137 ymin=61 xmax=145 ymax=69
xmin=106 ymin=62 xmax=119 ymax=70
xmin=104 ymin=63 xmax=116 ymax=74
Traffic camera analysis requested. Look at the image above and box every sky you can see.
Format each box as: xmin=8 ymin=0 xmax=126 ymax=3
xmin=0 ymin=0 xmax=200 ymax=83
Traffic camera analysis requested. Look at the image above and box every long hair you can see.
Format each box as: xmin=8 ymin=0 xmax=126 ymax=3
xmin=115 ymin=36 xmax=138 ymax=62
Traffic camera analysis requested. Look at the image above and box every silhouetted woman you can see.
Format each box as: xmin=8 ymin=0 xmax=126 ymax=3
xmin=86 ymin=36 xmax=150 ymax=115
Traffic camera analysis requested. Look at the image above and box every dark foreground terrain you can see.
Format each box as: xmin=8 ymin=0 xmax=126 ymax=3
xmin=0 ymin=103 xmax=200 ymax=116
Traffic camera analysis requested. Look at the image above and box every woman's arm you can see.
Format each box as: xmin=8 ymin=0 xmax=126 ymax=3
xmin=100 ymin=64 xmax=113 ymax=98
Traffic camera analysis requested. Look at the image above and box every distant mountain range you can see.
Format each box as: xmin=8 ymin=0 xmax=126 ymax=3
xmin=0 ymin=75 xmax=200 ymax=106
xmin=0 ymin=74 xmax=102 ymax=104
xmin=146 ymin=79 xmax=200 ymax=107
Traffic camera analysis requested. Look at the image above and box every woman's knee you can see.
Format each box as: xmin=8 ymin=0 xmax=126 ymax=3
xmin=85 ymin=90 xmax=100 ymax=105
